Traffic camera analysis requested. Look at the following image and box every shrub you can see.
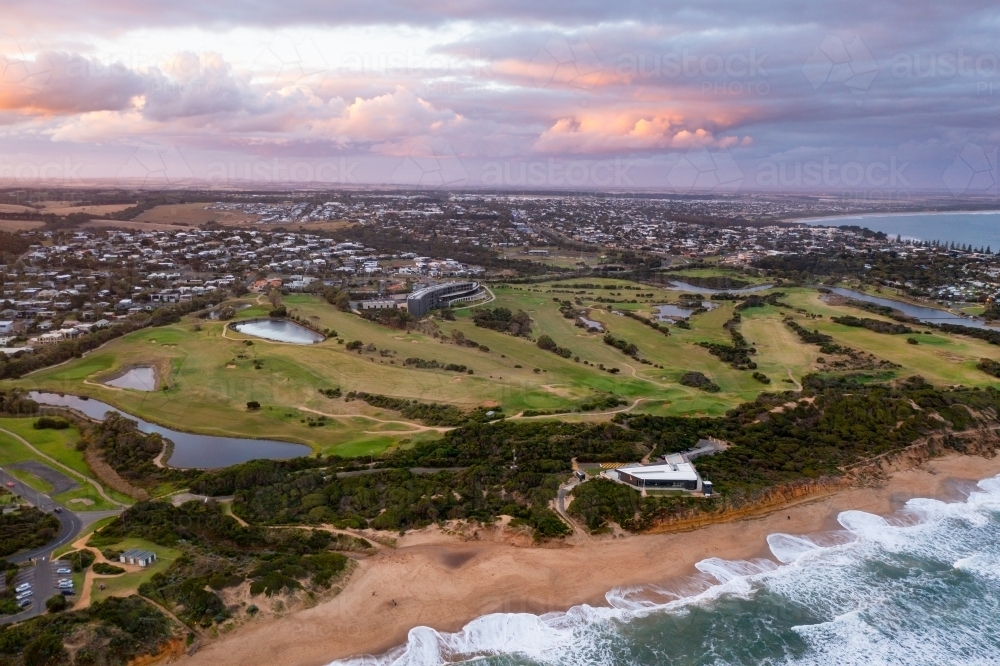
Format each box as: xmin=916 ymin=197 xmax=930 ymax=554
xmin=536 ymin=334 xmax=573 ymax=358
xmin=246 ymin=401 xmax=261 ymax=410
xmin=34 ymin=416 xmax=70 ymax=430
xmin=67 ymin=549 xmax=96 ymax=572
xmin=93 ymin=562 xmax=126 ymax=575
xmin=679 ymin=371 xmax=721 ymax=393
xmin=345 ymin=340 xmax=363 ymax=351
xmin=907 ymin=337 xmax=919 ymax=345
xmin=602 ymin=333 xmax=639 ymax=357
xmin=269 ymin=306 xmax=287 ymax=318
xmin=45 ymin=594 xmax=68 ymax=613
xmin=977 ymin=358 xmax=1000 ymax=378
xmin=472 ymin=308 xmax=532 ymax=336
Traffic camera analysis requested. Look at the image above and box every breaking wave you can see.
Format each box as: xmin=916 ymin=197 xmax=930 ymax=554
xmin=331 ymin=474 xmax=1000 ymax=666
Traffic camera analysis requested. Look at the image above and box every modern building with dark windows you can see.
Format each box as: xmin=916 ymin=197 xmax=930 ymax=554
xmin=406 ymin=281 xmax=483 ymax=317
xmin=602 ymin=453 xmax=712 ymax=496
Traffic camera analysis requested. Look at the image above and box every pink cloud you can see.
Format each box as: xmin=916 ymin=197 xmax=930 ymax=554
xmin=533 ymin=112 xmax=750 ymax=154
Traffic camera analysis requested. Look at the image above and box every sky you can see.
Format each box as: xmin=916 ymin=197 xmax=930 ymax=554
xmin=0 ymin=0 xmax=998 ymax=194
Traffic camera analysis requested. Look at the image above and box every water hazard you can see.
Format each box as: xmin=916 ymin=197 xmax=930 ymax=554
xmin=30 ymin=391 xmax=311 ymax=468
xmin=828 ymin=287 xmax=992 ymax=329
xmin=231 ymin=319 xmax=325 ymax=344
xmin=103 ymin=367 xmax=157 ymax=391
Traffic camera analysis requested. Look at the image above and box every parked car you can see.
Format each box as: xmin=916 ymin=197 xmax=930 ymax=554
xmin=60 ymin=589 xmax=75 ymax=596
xmin=15 ymin=591 xmax=32 ymax=600
xmin=15 ymin=583 xmax=31 ymax=593
xmin=58 ymin=580 xmax=73 ymax=588
xmin=56 ymin=567 xmax=72 ymax=575
xmin=17 ymin=598 xmax=31 ymax=608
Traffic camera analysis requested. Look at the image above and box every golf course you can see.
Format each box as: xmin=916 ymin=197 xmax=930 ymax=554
xmin=13 ymin=274 xmax=1000 ymax=460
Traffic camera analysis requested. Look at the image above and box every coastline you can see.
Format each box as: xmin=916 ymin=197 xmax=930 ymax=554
xmin=180 ymin=452 xmax=1000 ymax=666
xmin=781 ymin=208 xmax=1000 ymax=224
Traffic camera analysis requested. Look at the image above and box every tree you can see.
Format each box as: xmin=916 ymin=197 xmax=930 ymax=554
xmin=536 ymin=334 xmax=557 ymax=351
xmin=45 ymin=594 xmax=67 ymax=613
xmin=267 ymin=288 xmax=282 ymax=309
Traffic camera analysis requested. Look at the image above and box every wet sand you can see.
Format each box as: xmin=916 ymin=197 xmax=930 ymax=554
xmin=181 ymin=453 xmax=1000 ymax=666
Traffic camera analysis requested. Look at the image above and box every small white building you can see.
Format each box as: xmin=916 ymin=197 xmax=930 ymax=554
xmin=120 ymin=548 xmax=157 ymax=567
xmin=359 ymin=300 xmax=397 ymax=310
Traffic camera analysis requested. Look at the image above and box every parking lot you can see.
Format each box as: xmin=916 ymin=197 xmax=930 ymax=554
xmin=1 ymin=557 xmax=75 ymax=624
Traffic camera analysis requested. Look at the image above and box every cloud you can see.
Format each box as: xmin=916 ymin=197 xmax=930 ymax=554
xmin=2 ymin=1 xmax=1000 ymax=187
xmin=1 ymin=51 xmax=146 ymax=114
xmin=533 ymin=111 xmax=750 ymax=154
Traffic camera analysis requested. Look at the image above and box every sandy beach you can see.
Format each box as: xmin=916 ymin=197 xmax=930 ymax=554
xmin=181 ymin=453 xmax=1000 ymax=666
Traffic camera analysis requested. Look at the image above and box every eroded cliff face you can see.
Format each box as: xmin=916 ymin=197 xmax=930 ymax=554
xmin=645 ymin=427 xmax=1000 ymax=534
xmin=846 ymin=427 xmax=1000 ymax=484
xmin=644 ymin=477 xmax=850 ymax=534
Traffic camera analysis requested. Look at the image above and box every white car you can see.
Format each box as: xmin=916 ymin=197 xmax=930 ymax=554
xmin=14 ymin=582 xmax=31 ymax=593
xmin=58 ymin=581 xmax=74 ymax=588
xmin=56 ymin=567 xmax=72 ymax=575
xmin=15 ymin=591 xmax=32 ymax=600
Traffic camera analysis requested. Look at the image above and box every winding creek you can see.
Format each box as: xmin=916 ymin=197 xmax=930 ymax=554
xmin=29 ymin=391 xmax=311 ymax=469
xmin=828 ymin=287 xmax=993 ymax=329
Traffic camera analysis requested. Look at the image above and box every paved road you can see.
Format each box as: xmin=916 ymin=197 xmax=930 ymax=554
xmin=6 ymin=460 xmax=79 ymax=495
xmin=0 ymin=467 xmax=122 ymax=625
xmin=0 ymin=467 xmax=83 ymax=565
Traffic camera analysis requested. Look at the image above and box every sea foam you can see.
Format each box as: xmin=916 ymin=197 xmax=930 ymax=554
xmin=331 ymin=473 xmax=1000 ymax=666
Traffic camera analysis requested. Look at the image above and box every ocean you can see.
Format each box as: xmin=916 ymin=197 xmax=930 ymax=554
xmin=805 ymin=211 xmax=1000 ymax=251
xmin=334 ymin=475 xmax=1000 ymax=666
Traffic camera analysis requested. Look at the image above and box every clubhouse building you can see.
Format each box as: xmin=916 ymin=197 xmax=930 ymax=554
xmin=603 ymin=453 xmax=714 ymax=496
xmin=406 ymin=281 xmax=485 ymax=317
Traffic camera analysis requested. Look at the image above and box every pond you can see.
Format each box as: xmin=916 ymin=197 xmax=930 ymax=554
xmin=29 ymin=392 xmax=312 ymax=469
xmin=103 ymin=367 xmax=157 ymax=391
xmin=664 ymin=280 xmax=773 ymax=294
xmin=230 ymin=319 xmax=325 ymax=344
xmin=577 ymin=317 xmax=604 ymax=331
xmin=653 ymin=302 xmax=716 ymax=320
xmin=827 ymin=287 xmax=992 ymax=330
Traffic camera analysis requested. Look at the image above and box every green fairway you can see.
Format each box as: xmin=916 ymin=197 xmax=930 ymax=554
xmin=12 ymin=280 xmax=1000 ymax=458
xmin=0 ymin=419 xmax=92 ymax=478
